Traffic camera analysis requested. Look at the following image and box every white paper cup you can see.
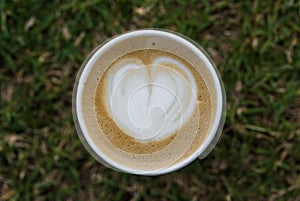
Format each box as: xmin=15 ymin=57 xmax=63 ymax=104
xmin=72 ymin=29 xmax=226 ymax=175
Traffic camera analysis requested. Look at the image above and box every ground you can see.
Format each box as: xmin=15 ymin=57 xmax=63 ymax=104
xmin=1 ymin=1 xmax=300 ymax=201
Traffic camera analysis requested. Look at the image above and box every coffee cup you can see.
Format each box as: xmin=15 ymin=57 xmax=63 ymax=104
xmin=72 ymin=29 xmax=226 ymax=175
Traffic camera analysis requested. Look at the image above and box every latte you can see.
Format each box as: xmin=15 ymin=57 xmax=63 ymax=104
xmin=73 ymin=30 xmax=225 ymax=175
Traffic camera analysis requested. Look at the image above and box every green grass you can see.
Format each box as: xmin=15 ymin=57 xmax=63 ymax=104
xmin=1 ymin=0 xmax=300 ymax=200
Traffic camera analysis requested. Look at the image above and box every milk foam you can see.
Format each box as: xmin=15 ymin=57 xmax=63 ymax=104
xmin=103 ymin=53 xmax=198 ymax=141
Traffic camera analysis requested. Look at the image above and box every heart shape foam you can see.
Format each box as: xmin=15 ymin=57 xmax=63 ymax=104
xmin=103 ymin=55 xmax=198 ymax=142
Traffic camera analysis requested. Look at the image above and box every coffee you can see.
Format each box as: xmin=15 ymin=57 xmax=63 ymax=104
xmin=94 ymin=48 xmax=211 ymax=165
xmin=74 ymin=30 xmax=225 ymax=175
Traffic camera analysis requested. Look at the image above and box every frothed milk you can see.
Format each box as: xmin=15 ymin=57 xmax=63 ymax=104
xmin=73 ymin=30 xmax=226 ymax=175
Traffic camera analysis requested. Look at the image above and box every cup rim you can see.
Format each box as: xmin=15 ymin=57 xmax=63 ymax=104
xmin=73 ymin=29 xmax=226 ymax=175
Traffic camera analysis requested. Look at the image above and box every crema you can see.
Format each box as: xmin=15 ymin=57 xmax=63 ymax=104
xmin=94 ymin=49 xmax=212 ymax=171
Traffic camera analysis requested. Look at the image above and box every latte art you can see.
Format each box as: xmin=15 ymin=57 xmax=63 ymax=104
xmin=94 ymin=47 xmax=212 ymax=166
xmin=104 ymin=54 xmax=198 ymax=142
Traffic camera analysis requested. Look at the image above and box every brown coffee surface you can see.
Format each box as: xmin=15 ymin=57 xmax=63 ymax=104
xmin=94 ymin=49 xmax=212 ymax=156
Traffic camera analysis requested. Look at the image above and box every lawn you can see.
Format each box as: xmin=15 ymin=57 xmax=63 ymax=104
xmin=1 ymin=0 xmax=300 ymax=200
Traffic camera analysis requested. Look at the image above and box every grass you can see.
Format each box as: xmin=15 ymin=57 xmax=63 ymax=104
xmin=1 ymin=0 xmax=300 ymax=200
